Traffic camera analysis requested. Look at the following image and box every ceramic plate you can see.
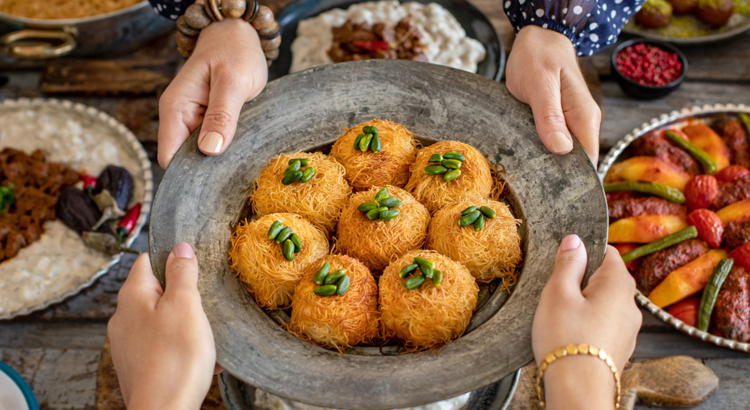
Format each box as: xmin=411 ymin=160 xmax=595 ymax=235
xmin=0 ymin=361 xmax=38 ymax=410
xmin=149 ymin=60 xmax=606 ymax=409
xmin=270 ymin=0 xmax=505 ymax=81
xmin=622 ymin=5 xmax=750 ymax=45
xmin=0 ymin=98 xmax=152 ymax=319
xmin=598 ymin=102 xmax=750 ymax=353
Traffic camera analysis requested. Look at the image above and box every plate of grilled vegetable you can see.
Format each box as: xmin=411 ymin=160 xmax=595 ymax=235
xmin=600 ymin=103 xmax=750 ymax=352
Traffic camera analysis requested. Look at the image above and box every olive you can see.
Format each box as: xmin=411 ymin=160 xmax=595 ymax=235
xmin=313 ymin=262 xmax=331 ymax=284
xmin=314 ymin=285 xmax=337 ymax=296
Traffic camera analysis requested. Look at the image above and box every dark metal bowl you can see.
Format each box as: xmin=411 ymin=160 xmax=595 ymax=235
xmin=270 ymin=0 xmax=505 ymax=81
xmin=149 ymin=59 xmax=607 ymax=410
xmin=610 ymin=38 xmax=688 ymax=100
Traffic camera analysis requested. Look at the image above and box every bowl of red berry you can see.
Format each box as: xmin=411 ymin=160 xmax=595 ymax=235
xmin=611 ymin=39 xmax=688 ymax=100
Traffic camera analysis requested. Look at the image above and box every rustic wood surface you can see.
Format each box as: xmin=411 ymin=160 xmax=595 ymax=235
xmin=0 ymin=0 xmax=747 ymax=409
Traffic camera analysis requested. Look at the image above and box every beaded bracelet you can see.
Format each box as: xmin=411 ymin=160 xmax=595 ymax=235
xmin=535 ymin=344 xmax=621 ymax=410
xmin=175 ymin=0 xmax=281 ymax=67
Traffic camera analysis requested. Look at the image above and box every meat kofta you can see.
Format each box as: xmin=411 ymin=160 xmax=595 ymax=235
xmin=711 ymin=175 xmax=750 ymax=210
xmin=630 ymin=132 xmax=701 ymax=176
xmin=711 ymin=265 xmax=750 ymax=342
xmin=724 ymin=221 xmax=750 ymax=249
xmin=608 ymin=197 xmax=686 ymax=223
xmin=635 ymin=239 xmax=710 ymax=295
xmin=713 ymin=118 xmax=750 ymax=168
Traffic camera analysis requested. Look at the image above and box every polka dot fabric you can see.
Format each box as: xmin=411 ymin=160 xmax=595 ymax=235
xmin=149 ymin=0 xmax=196 ymax=20
xmin=504 ymin=0 xmax=645 ymax=56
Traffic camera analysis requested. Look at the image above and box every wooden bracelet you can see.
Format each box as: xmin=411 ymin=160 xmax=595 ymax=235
xmin=535 ymin=344 xmax=621 ymax=409
xmin=176 ymin=0 xmax=280 ymax=67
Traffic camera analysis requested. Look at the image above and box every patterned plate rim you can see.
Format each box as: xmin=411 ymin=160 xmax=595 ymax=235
xmin=598 ymin=102 xmax=750 ymax=353
xmin=0 ymin=97 xmax=153 ymax=320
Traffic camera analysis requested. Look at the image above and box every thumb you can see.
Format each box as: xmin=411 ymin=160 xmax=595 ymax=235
xmin=582 ymin=245 xmax=636 ymax=302
xmin=545 ymin=234 xmax=589 ymax=297
xmin=560 ymin=71 xmax=601 ymax=164
xmin=526 ymin=76 xmax=574 ymax=156
xmin=161 ymin=242 xmax=200 ymax=303
xmin=197 ymin=72 xmax=247 ymax=156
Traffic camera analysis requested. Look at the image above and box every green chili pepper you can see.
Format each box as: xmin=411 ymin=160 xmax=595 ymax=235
xmin=374 ymin=187 xmax=389 ymax=202
xmin=400 ymin=263 xmax=419 ymax=278
xmin=413 ymin=257 xmax=434 ymax=278
xmin=697 ymin=258 xmax=734 ymax=332
xmin=474 ymin=214 xmax=485 ymax=231
xmin=479 ymin=206 xmax=496 ymax=219
xmin=459 ymin=210 xmax=481 ymax=227
xmin=290 ymin=233 xmax=302 ymax=253
xmin=443 ymin=152 xmax=465 ymax=161
xmin=443 ymin=169 xmax=461 ymax=182
xmin=404 ymin=274 xmax=426 ymax=290
xmin=379 ymin=209 xmax=401 ymax=221
xmin=603 ymin=181 xmax=685 ymax=204
xmin=371 ymin=133 xmax=382 ymax=153
xmin=354 ymin=134 xmax=365 ymax=150
xmin=267 ymin=221 xmax=284 ymax=239
xmin=378 ymin=197 xmax=402 ymax=208
xmin=313 ymin=262 xmax=331 ymax=284
xmin=358 ymin=202 xmax=380 ymax=212
xmin=336 ymin=275 xmax=350 ymax=295
xmin=300 ymin=167 xmax=316 ymax=183
xmin=325 ymin=269 xmax=347 ymax=285
xmin=288 ymin=158 xmax=310 ymax=166
xmin=282 ymin=240 xmax=295 ymax=261
xmin=360 ymin=134 xmax=373 ymax=151
xmin=275 ymin=227 xmax=292 ymax=243
xmin=461 ymin=206 xmax=479 ymax=216
xmin=424 ymin=165 xmax=448 ymax=175
xmin=431 ymin=269 xmax=443 ymax=287
xmin=442 ymin=159 xmax=462 ymax=169
xmin=314 ymin=285 xmax=337 ymax=296
xmin=282 ymin=171 xmax=303 ymax=185
xmin=621 ymin=226 xmax=698 ymax=263
xmin=428 ymin=154 xmax=444 ymax=163
xmin=739 ymin=113 xmax=750 ymax=136
xmin=664 ymin=130 xmax=718 ymax=175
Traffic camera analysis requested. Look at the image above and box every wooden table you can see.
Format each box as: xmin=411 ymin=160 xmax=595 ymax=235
xmin=0 ymin=1 xmax=748 ymax=409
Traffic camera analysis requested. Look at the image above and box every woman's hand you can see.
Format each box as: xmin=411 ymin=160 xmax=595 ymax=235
xmin=532 ymin=235 xmax=642 ymax=410
xmin=108 ymin=243 xmax=216 ymax=409
xmin=506 ymin=26 xmax=602 ymax=163
xmin=158 ymin=18 xmax=268 ymax=168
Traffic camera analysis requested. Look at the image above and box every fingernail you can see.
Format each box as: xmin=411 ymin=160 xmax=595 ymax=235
xmin=172 ymin=242 xmax=195 ymax=259
xmin=199 ymin=131 xmax=224 ymax=155
xmin=560 ymin=235 xmax=581 ymax=251
xmin=548 ymin=132 xmax=573 ymax=154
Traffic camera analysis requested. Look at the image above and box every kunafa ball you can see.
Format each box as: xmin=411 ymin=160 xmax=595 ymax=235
xmin=335 ymin=185 xmax=430 ymax=272
xmin=228 ymin=213 xmax=329 ymax=310
xmin=405 ymin=141 xmax=493 ymax=213
xmin=330 ymin=119 xmax=418 ymax=190
xmin=379 ymin=250 xmax=479 ymax=352
xmin=427 ymin=199 xmax=522 ymax=284
xmin=251 ymin=152 xmax=352 ymax=236
xmin=286 ymin=255 xmax=380 ymax=352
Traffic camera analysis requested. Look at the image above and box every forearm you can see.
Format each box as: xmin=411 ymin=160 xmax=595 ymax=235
xmin=542 ymin=355 xmax=618 ymax=410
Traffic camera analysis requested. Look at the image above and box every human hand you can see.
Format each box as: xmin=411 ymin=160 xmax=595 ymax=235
xmin=532 ymin=235 xmax=642 ymax=410
xmin=108 ymin=243 xmax=216 ymax=409
xmin=158 ymin=17 xmax=268 ymax=168
xmin=506 ymin=26 xmax=602 ymax=163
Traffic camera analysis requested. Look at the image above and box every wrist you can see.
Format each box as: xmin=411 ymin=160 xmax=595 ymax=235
xmin=516 ymin=25 xmax=574 ymax=53
xmin=542 ymin=355 xmax=617 ymax=410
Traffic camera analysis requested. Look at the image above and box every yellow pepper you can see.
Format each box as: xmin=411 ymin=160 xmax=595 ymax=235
xmin=716 ymin=198 xmax=750 ymax=226
xmin=605 ymin=156 xmax=693 ymax=191
xmin=608 ymin=215 xmax=689 ymax=243
xmin=648 ymin=249 xmax=728 ymax=308
xmin=682 ymin=124 xmax=731 ymax=172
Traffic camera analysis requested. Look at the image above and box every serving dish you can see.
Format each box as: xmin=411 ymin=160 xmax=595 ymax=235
xmin=0 ymin=98 xmax=152 ymax=320
xmin=0 ymin=361 xmax=38 ymax=410
xmin=598 ymin=102 xmax=750 ymax=353
xmin=622 ymin=7 xmax=750 ymax=45
xmin=610 ymin=38 xmax=688 ymax=100
xmin=270 ymin=0 xmax=505 ymax=82
xmin=0 ymin=1 xmax=171 ymax=59
xmin=149 ymin=59 xmax=607 ymax=409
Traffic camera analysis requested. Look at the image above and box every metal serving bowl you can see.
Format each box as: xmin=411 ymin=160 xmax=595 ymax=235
xmin=598 ymin=102 xmax=750 ymax=353
xmin=149 ymin=59 xmax=607 ymax=410
xmin=0 ymin=1 xmax=172 ymax=59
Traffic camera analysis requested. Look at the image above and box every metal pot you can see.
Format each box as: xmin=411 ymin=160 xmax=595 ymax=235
xmin=0 ymin=1 xmax=173 ymax=59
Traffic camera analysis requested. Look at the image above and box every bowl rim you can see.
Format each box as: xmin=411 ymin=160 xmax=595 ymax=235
xmin=610 ymin=37 xmax=689 ymax=90
xmin=597 ymin=102 xmax=750 ymax=354
xmin=0 ymin=361 xmax=39 ymax=410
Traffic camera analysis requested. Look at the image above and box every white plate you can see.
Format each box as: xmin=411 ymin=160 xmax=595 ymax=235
xmin=0 ymin=361 xmax=37 ymax=410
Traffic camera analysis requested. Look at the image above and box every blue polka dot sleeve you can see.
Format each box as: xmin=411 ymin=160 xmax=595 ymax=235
xmin=504 ymin=0 xmax=645 ymax=56
xmin=149 ymin=0 xmax=195 ymax=20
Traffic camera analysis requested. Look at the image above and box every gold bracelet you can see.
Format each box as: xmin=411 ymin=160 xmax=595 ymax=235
xmin=535 ymin=344 xmax=621 ymax=409
xmin=175 ymin=0 xmax=281 ymax=67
